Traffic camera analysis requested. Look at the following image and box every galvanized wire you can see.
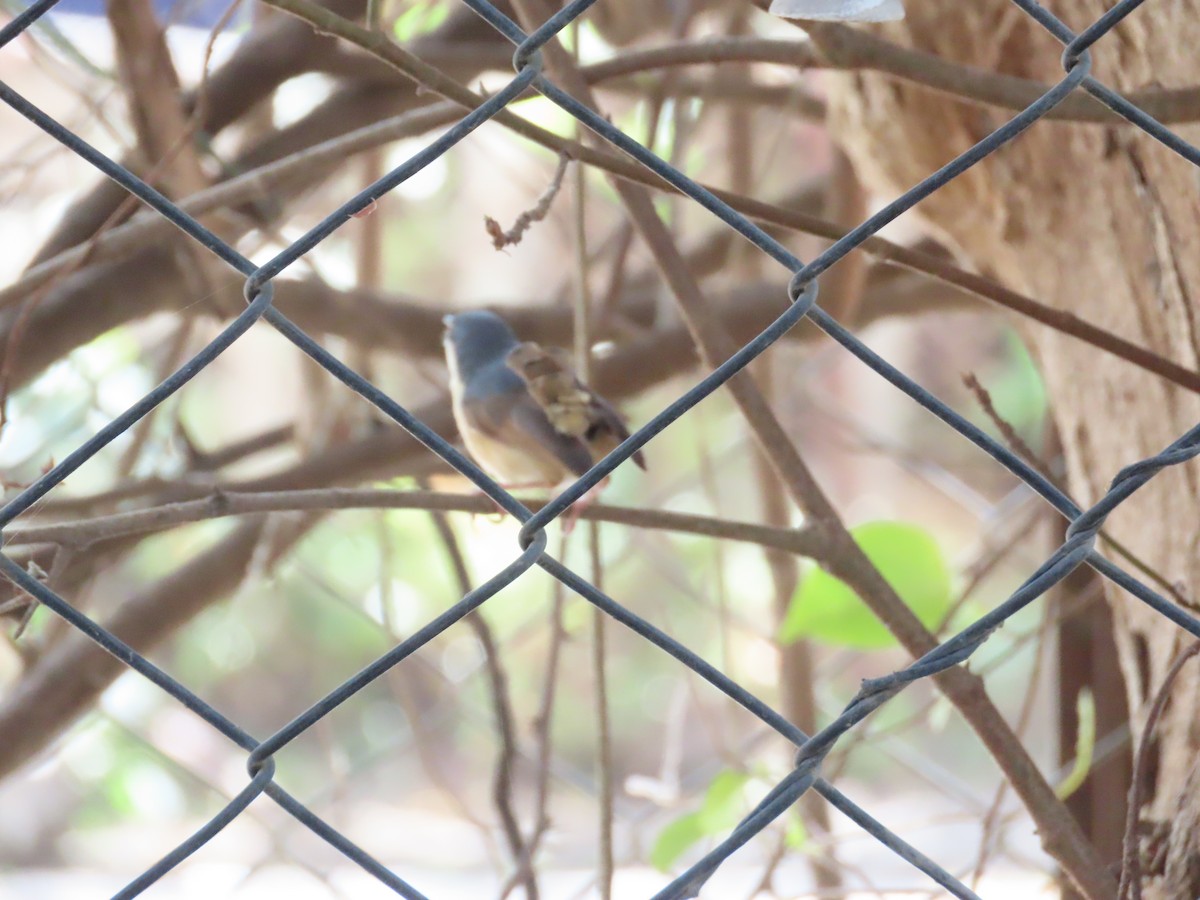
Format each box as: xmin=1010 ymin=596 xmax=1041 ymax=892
xmin=1 ymin=0 xmax=1199 ymax=897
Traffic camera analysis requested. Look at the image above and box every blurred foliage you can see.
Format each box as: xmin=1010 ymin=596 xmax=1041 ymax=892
xmin=651 ymin=769 xmax=751 ymax=871
xmin=392 ymin=0 xmax=449 ymax=41
xmin=976 ymin=328 xmax=1048 ymax=448
xmin=780 ymin=520 xmax=952 ymax=649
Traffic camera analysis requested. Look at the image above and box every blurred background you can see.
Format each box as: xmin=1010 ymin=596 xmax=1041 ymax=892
xmin=0 ymin=1 xmax=1118 ymax=897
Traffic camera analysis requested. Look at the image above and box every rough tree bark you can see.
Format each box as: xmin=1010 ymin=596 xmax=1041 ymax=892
xmin=820 ymin=4 xmax=1200 ymax=896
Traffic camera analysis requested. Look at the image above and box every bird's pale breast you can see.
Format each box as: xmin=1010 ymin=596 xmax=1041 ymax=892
xmin=457 ymin=418 xmax=570 ymax=486
xmin=446 ymin=340 xmax=571 ymax=486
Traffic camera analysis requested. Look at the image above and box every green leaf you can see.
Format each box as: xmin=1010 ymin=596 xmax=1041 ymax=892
xmin=785 ymin=814 xmax=809 ymax=850
xmin=698 ymin=770 xmax=749 ymax=828
xmin=393 ymin=1 xmax=451 ymax=42
xmin=651 ymin=770 xmax=749 ymax=871
xmin=650 ymin=813 xmax=707 ymax=871
xmin=1056 ymin=688 xmax=1096 ymax=799
xmin=779 ymin=521 xmax=952 ymax=649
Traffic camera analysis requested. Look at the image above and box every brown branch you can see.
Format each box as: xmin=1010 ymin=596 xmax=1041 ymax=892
xmin=807 ymin=20 xmax=1200 ymax=125
xmin=0 ymin=102 xmax=466 ymax=312
xmin=819 ymin=148 xmax=868 ymax=325
xmin=724 ymin=23 xmax=839 ymax=878
xmin=568 ymin=119 xmax=615 ymax=897
xmin=0 ymin=156 xmax=819 ymax=316
xmin=5 ymin=489 xmax=829 ymax=558
xmin=1 ymin=0 xmax=211 ymax=433
xmin=0 ymin=245 xmax=967 ymax=400
xmin=186 ymin=423 xmax=295 ymax=471
xmin=15 ymin=272 xmax=954 ymax=518
xmin=753 ymin=366 xmax=840 ymax=888
xmin=603 ymin=71 xmax=827 ymax=120
xmin=107 ymin=0 xmax=204 ymax=191
xmin=0 ymin=482 xmax=835 ymax=784
xmin=601 ymin=26 xmax=1200 ymax=125
xmin=962 ymin=372 xmax=1050 ymax=480
xmin=8 ymin=280 xmax=965 ymax=522
xmin=970 ymin=596 xmax=1057 ymax=886
xmin=412 ymin=31 xmax=1200 ymax=127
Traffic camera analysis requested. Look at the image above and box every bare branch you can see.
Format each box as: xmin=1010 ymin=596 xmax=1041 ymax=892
xmin=6 ymin=489 xmax=829 ymax=558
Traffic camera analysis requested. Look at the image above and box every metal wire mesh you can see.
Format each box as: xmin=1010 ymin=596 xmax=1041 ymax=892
xmin=2 ymin=0 xmax=1199 ymax=897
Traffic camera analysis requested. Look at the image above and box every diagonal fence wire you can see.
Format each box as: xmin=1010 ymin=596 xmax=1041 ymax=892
xmin=0 ymin=0 xmax=1198 ymax=896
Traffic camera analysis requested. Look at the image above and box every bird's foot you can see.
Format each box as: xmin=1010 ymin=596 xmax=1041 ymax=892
xmin=562 ymin=478 xmax=608 ymax=535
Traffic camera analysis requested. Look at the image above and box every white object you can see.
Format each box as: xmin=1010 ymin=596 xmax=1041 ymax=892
xmin=768 ymin=0 xmax=905 ymax=21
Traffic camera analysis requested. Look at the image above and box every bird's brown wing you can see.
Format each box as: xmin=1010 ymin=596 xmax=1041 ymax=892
xmin=506 ymin=342 xmax=646 ymax=470
xmin=582 ymin=391 xmax=646 ymax=470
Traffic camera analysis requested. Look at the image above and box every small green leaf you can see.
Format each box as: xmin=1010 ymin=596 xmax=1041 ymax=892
xmin=651 ymin=770 xmax=749 ymax=870
xmin=393 ymin=1 xmax=451 ymax=42
xmin=780 ymin=521 xmax=952 ymax=649
xmin=1056 ymin=688 xmax=1096 ymax=799
xmin=698 ymin=770 xmax=749 ymax=827
xmin=651 ymin=813 xmax=707 ymax=871
xmin=785 ymin=814 xmax=809 ymax=850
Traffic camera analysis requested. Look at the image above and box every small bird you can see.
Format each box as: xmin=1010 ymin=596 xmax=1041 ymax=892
xmin=442 ymin=311 xmax=645 ymax=499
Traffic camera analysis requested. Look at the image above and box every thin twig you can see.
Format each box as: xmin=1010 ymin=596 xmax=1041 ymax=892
xmin=421 ymin=480 xmax=538 ymax=900
xmin=1119 ymin=641 xmax=1200 ymax=900
xmin=12 ymin=552 xmax=57 ymax=640
xmin=963 ymin=372 xmax=1188 ymax=608
xmin=114 ymin=320 xmax=195 ymax=479
xmin=485 ymin=152 xmax=572 ymax=250
xmin=590 ymin=533 xmax=614 ymax=900
xmin=970 ymin=596 xmax=1056 ymax=886
xmin=726 ymin=15 xmax=839 ymax=875
xmin=961 ymin=372 xmax=1050 ymax=481
xmin=500 ymin=531 xmax=570 ymax=900
xmin=567 ymin=78 xmax=615 ymax=895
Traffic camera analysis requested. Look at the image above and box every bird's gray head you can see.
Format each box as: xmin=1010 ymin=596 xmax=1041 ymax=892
xmin=443 ymin=310 xmax=520 ymax=382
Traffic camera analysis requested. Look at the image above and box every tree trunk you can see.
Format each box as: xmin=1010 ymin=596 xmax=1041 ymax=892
xmin=821 ymin=4 xmax=1200 ymax=897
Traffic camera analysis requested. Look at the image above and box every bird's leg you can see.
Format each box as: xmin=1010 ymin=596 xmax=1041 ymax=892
xmin=561 ymin=476 xmax=609 ymax=535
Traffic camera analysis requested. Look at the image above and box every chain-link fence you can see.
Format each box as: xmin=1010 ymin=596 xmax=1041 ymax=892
xmin=2 ymin=0 xmax=1199 ymax=897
